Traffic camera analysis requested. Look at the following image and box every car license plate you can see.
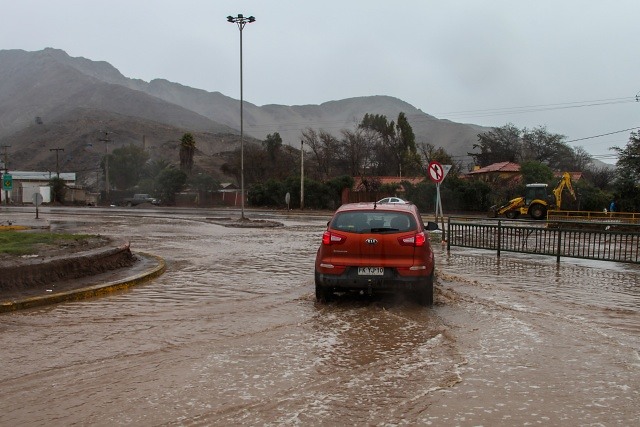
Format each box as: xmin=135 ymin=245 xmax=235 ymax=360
xmin=358 ymin=267 xmax=384 ymax=276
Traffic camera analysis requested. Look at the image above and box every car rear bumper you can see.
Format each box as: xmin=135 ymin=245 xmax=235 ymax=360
xmin=315 ymin=267 xmax=432 ymax=293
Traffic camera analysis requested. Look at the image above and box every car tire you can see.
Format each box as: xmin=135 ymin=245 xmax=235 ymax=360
xmin=415 ymin=270 xmax=434 ymax=307
xmin=315 ymin=272 xmax=332 ymax=303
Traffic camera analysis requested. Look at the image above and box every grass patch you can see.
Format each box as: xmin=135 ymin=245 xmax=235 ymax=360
xmin=0 ymin=231 xmax=96 ymax=256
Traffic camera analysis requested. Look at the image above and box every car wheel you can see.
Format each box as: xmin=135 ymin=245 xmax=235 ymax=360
xmin=315 ymin=272 xmax=332 ymax=303
xmin=415 ymin=271 xmax=434 ymax=307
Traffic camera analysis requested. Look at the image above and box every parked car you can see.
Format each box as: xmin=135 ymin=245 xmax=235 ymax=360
xmin=121 ymin=193 xmax=159 ymax=207
xmin=376 ymin=197 xmax=408 ymax=204
xmin=315 ymin=202 xmax=438 ymax=306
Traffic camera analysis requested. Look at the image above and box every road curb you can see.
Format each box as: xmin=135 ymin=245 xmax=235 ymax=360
xmin=0 ymin=252 xmax=166 ymax=313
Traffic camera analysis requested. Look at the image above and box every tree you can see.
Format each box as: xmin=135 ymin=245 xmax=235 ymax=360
xmin=519 ymin=161 xmax=554 ymax=184
xmin=102 ymin=144 xmax=149 ymax=190
xmin=520 ymin=126 xmax=565 ymax=165
xmin=417 ymin=142 xmax=462 ymax=176
xmin=338 ymin=129 xmax=372 ymax=177
xmin=612 ymin=131 xmax=640 ymax=211
xmin=263 ymin=132 xmax=283 ymax=161
xmin=612 ymin=131 xmax=640 ymax=177
xmin=470 ymin=123 xmax=521 ymax=167
xmin=472 ymin=124 xmax=592 ymax=172
xmin=49 ymin=177 xmax=66 ymax=204
xmin=155 ymin=167 xmax=187 ymax=205
xmin=582 ymin=165 xmax=615 ymax=190
xmin=358 ymin=112 xmax=420 ymax=176
xmin=566 ymin=146 xmax=593 ymax=172
xmin=301 ymin=128 xmax=341 ymax=180
xmin=179 ymin=133 xmax=196 ymax=175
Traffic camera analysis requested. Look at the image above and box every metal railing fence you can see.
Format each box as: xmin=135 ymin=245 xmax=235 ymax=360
xmin=447 ymin=217 xmax=640 ymax=264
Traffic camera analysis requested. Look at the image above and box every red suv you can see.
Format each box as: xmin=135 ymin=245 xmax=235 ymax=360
xmin=315 ymin=202 xmax=438 ymax=306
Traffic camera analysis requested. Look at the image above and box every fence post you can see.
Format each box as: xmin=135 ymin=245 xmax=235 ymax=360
xmin=497 ymin=220 xmax=502 ymax=258
xmin=447 ymin=217 xmax=451 ymax=253
xmin=556 ymin=224 xmax=562 ymax=263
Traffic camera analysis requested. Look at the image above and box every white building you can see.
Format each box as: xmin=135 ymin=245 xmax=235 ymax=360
xmin=1 ymin=171 xmax=76 ymax=204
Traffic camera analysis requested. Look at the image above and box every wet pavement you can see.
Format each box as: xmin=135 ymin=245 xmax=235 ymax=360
xmin=0 ymin=207 xmax=638 ymax=425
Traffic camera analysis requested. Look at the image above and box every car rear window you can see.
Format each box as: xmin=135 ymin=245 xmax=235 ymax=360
xmin=331 ymin=211 xmax=417 ymax=233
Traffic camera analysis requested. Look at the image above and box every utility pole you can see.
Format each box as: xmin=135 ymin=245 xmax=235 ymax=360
xmin=99 ymin=132 xmax=111 ymax=203
xmin=1 ymin=145 xmax=10 ymax=205
xmin=49 ymin=148 xmax=64 ymax=178
xmin=300 ymin=140 xmax=304 ymax=210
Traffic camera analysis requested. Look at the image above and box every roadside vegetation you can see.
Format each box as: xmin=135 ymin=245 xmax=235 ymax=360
xmin=53 ymin=116 xmax=636 ymax=213
xmin=0 ymin=231 xmax=96 ymax=256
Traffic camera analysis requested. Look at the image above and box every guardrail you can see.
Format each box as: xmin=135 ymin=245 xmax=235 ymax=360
xmin=547 ymin=209 xmax=640 ymax=224
xmin=447 ymin=216 xmax=640 ymax=264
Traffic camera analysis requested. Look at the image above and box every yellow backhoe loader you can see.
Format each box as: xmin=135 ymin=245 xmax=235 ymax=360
xmin=489 ymin=172 xmax=577 ymax=220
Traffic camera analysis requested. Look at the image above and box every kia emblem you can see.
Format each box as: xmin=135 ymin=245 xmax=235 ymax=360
xmin=365 ymin=238 xmax=378 ymax=245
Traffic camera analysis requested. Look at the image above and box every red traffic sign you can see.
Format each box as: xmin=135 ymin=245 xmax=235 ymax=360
xmin=428 ymin=161 xmax=445 ymax=183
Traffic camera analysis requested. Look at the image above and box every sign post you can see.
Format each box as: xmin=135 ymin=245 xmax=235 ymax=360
xmin=32 ymin=192 xmax=43 ymax=219
xmin=427 ymin=161 xmax=451 ymax=242
xmin=2 ymin=173 xmax=12 ymax=205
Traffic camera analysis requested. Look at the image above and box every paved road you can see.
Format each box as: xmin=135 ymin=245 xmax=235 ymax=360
xmin=1 ymin=206 xmax=638 ymax=425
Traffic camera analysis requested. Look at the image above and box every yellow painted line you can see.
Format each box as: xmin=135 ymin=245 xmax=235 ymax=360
xmin=0 ymin=252 xmax=166 ymax=313
xmin=0 ymin=226 xmax=30 ymax=231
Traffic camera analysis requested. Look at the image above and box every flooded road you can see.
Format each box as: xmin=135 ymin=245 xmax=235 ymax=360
xmin=1 ymin=208 xmax=638 ymax=425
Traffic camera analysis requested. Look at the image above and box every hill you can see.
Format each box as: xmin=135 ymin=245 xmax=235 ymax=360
xmin=0 ymin=48 xmax=490 ymax=187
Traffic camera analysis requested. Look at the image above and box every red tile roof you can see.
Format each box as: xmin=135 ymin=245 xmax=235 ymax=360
xmin=468 ymin=161 xmax=521 ymax=174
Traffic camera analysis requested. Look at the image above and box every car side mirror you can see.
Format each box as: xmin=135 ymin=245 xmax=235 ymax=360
xmin=425 ymin=221 xmax=439 ymax=231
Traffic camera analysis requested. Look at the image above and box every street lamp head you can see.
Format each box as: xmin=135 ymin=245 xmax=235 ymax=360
xmin=226 ymin=14 xmax=256 ymax=25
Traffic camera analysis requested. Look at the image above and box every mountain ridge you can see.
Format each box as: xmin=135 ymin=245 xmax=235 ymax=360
xmin=0 ymin=48 xmax=492 ymax=186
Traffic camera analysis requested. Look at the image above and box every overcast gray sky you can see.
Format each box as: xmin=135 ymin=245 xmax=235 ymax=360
xmin=2 ymin=0 xmax=638 ymax=163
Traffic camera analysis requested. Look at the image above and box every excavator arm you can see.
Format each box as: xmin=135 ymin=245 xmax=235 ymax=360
xmin=552 ymin=172 xmax=577 ymax=209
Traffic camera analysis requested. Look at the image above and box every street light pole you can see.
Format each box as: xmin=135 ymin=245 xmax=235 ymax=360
xmin=227 ymin=13 xmax=255 ymax=220
xmin=99 ymin=132 xmax=111 ymax=203
xmin=300 ymin=140 xmax=304 ymax=210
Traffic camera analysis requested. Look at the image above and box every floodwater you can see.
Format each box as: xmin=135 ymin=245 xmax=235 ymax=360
xmin=0 ymin=208 xmax=638 ymax=426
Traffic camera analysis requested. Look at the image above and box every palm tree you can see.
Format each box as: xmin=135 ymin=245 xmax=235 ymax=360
xmin=179 ymin=133 xmax=196 ymax=175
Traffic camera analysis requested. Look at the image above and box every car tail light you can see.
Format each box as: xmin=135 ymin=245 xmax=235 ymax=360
xmin=398 ymin=231 xmax=426 ymax=247
xmin=322 ymin=231 xmax=346 ymax=245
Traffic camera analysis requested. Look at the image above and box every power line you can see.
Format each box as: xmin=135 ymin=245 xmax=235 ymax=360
xmin=432 ymin=97 xmax=635 ymax=120
xmin=564 ymin=127 xmax=639 ymax=143
xmin=237 ymin=96 xmax=638 ymax=135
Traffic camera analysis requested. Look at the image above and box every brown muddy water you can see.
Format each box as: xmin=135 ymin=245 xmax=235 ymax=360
xmin=0 ymin=209 xmax=638 ymax=426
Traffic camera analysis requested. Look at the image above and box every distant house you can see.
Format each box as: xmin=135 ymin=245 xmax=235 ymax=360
xmin=467 ymin=162 xmax=521 ymax=182
xmin=218 ymin=182 xmax=243 ymax=206
xmin=467 ymin=162 xmax=582 ymax=185
xmin=2 ymin=171 xmax=76 ymax=204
